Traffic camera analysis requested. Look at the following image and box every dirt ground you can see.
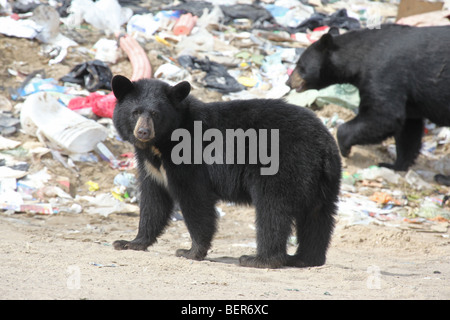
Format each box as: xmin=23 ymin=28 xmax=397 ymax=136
xmin=0 ymin=20 xmax=449 ymax=301
xmin=1 ymin=198 xmax=449 ymax=301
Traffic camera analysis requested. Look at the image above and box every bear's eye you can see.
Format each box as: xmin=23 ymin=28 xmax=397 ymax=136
xmin=150 ymin=111 xmax=159 ymax=118
xmin=132 ymin=110 xmax=142 ymax=117
xmin=298 ymin=64 xmax=305 ymax=74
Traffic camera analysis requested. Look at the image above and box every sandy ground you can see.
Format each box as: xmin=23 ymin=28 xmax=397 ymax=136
xmin=1 ymin=200 xmax=449 ymax=300
xmin=1 ymin=19 xmax=449 ymax=302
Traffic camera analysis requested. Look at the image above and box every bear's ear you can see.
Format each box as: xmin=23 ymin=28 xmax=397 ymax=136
xmin=328 ymin=27 xmax=340 ymax=36
xmin=169 ymin=81 xmax=191 ymax=103
xmin=317 ymin=33 xmax=337 ymax=51
xmin=112 ymin=75 xmax=134 ymax=101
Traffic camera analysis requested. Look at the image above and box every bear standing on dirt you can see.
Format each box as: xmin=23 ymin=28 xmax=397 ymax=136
xmin=287 ymin=25 xmax=450 ymax=171
xmin=111 ymin=75 xmax=341 ymax=268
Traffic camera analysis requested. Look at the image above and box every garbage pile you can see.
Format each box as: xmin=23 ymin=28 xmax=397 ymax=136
xmin=0 ymin=0 xmax=449 ymax=232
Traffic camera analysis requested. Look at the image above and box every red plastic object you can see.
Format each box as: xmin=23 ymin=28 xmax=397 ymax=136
xmin=68 ymin=92 xmax=116 ymax=118
xmin=313 ymin=26 xmax=330 ymax=32
xmin=304 ymin=26 xmax=331 ymax=43
xmin=68 ymin=92 xmax=103 ymax=111
xmin=173 ymin=13 xmax=198 ymax=36
xmin=92 ymin=92 xmax=116 ymax=118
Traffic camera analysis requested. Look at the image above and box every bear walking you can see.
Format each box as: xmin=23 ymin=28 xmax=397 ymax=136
xmin=287 ymin=25 xmax=450 ymax=171
xmin=111 ymin=75 xmax=341 ymax=268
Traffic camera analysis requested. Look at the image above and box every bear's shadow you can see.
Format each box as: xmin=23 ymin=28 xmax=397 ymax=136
xmin=206 ymin=256 xmax=240 ymax=265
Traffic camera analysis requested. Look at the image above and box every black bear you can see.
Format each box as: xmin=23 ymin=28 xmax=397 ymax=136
xmin=435 ymin=174 xmax=450 ymax=186
xmin=287 ymin=25 xmax=450 ymax=171
xmin=111 ymin=75 xmax=341 ymax=268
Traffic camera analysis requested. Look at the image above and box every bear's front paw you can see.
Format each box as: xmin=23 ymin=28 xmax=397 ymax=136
xmin=336 ymin=126 xmax=352 ymax=157
xmin=175 ymin=248 xmax=206 ymax=261
xmin=113 ymin=240 xmax=149 ymax=251
xmin=379 ymin=162 xmax=408 ymax=171
xmin=338 ymin=141 xmax=351 ymax=157
xmin=378 ymin=162 xmax=395 ymax=169
xmin=435 ymin=174 xmax=450 ymax=186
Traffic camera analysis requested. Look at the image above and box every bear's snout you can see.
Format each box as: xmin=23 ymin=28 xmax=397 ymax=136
xmin=286 ymin=69 xmax=306 ymax=92
xmin=137 ymin=127 xmax=151 ymax=141
xmin=134 ymin=116 xmax=155 ymax=142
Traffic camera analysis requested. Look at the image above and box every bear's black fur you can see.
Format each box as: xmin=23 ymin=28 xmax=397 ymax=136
xmin=111 ymin=75 xmax=341 ymax=268
xmin=435 ymin=174 xmax=450 ymax=186
xmin=287 ymin=24 xmax=450 ymax=171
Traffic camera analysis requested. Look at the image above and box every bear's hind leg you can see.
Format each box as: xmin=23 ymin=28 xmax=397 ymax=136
xmin=239 ymin=201 xmax=292 ymax=269
xmin=287 ymin=203 xmax=336 ymax=267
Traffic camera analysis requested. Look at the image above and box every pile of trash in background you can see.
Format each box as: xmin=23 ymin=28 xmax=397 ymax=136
xmin=0 ymin=0 xmax=449 ymax=232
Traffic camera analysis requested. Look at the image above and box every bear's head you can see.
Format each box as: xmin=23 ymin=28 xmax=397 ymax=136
xmin=112 ymin=75 xmax=191 ymax=149
xmin=287 ymin=28 xmax=340 ymax=92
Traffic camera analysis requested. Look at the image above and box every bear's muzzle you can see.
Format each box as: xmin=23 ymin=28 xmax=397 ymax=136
xmin=134 ymin=116 xmax=155 ymax=143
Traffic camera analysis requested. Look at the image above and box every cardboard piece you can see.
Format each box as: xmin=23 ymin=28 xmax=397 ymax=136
xmin=396 ymin=0 xmax=444 ymax=20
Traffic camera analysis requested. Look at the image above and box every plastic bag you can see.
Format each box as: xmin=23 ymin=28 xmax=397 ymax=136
xmin=60 ymin=60 xmax=113 ymax=92
xmin=68 ymin=92 xmax=116 ymax=119
xmin=178 ymin=55 xmax=244 ymax=93
xmin=64 ymin=0 xmax=132 ymax=35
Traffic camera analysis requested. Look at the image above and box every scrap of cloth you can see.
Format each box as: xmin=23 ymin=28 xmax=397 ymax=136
xmin=60 ymin=60 xmax=113 ymax=92
xmin=164 ymin=1 xmax=274 ymax=24
xmin=289 ymin=8 xmax=361 ymax=33
xmin=178 ymin=55 xmax=245 ymax=93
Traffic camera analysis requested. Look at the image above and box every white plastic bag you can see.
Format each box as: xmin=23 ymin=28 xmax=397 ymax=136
xmin=64 ymin=0 xmax=132 ymax=35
